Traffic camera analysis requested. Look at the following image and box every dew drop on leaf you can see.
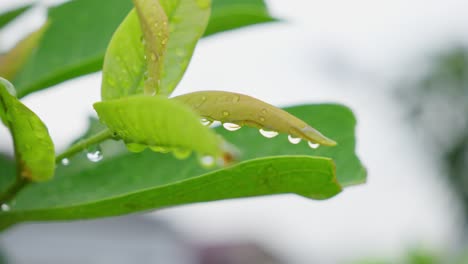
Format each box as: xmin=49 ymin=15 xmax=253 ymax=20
xmin=61 ymin=158 xmax=70 ymax=166
xmin=308 ymin=141 xmax=320 ymax=149
xmin=222 ymin=111 xmax=229 ymax=117
xmin=149 ymin=145 xmax=170 ymax=153
xmin=223 ymin=122 xmax=241 ymax=131
xmin=86 ymin=147 xmax=103 ymax=162
xmin=200 ymin=155 xmax=215 ymax=168
xmin=126 ymin=143 xmax=147 ymax=153
xmin=173 ymin=148 xmax=191 ymax=159
xmin=259 ymin=129 xmax=278 ymax=138
xmin=200 ymin=118 xmax=212 ymax=126
xmin=287 ymin=135 xmax=301 ymax=144
xmin=1 ymin=203 xmax=10 ymax=212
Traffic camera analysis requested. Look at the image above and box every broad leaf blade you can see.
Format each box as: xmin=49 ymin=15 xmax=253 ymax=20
xmin=0 ymin=104 xmax=363 ymax=228
xmin=0 ymin=4 xmax=32 ymax=29
xmin=0 ymin=78 xmax=55 ymax=182
xmin=0 ymin=156 xmax=340 ymax=229
xmin=94 ymin=95 xmax=223 ymax=158
xmin=12 ymin=0 xmax=275 ymax=98
xmin=205 ymin=0 xmax=276 ymax=37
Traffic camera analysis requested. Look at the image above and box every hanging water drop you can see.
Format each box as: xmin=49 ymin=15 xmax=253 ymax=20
xmin=173 ymin=148 xmax=191 ymax=159
xmin=150 ymin=145 xmax=170 ymax=153
xmin=200 ymin=118 xmax=212 ymax=126
xmin=287 ymin=135 xmax=301 ymax=144
xmin=1 ymin=203 xmax=10 ymax=212
xmin=61 ymin=158 xmax=70 ymax=166
xmin=126 ymin=143 xmax=147 ymax=153
xmin=259 ymin=129 xmax=278 ymax=138
xmin=200 ymin=155 xmax=215 ymax=168
xmin=87 ymin=146 xmax=103 ymax=162
xmin=223 ymin=123 xmax=241 ymax=131
xmin=308 ymin=141 xmax=320 ymax=149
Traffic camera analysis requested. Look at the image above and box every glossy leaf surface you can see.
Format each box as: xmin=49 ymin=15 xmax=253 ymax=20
xmin=0 ymin=104 xmax=364 ymax=228
xmin=94 ymin=95 xmax=223 ymax=157
xmin=0 ymin=78 xmax=55 ymax=182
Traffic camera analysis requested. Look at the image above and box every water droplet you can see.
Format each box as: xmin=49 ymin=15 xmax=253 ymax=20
xmin=223 ymin=122 xmax=241 ymax=131
xmin=173 ymin=148 xmax=191 ymax=159
xmin=200 ymin=118 xmax=213 ymax=126
xmin=261 ymin=108 xmax=268 ymax=114
xmin=222 ymin=111 xmax=229 ymax=117
xmin=308 ymin=141 xmax=320 ymax=149
xmin=200 ymin=155 xmax=215 ymax=167
xmin=288 ymin=135 xmax=301 ymax=144
xmin=87 ymin=147 xmax=103 ymax=162
xmin=157 ymin=31 xmax=162 ymax=37
xmin=1 ymin=203 xmax=10 ymax=212
xmin=126 ymin=143 xmax=147 ymax=153
xmin=61 ymin=158 xmax=70 ymax=166
xmin=150 ymin=146 xmax=170 ymax=153
xmin=259 ymin=129 xmax=278 ymax=138
xmin=232 ymin=95 xmax=240 ymax=103
xmin=259 ymin=116 xmax=265 ymax=122
xmin=176 ymin=48 xmax=185 ymax=57
xmin=161 ymin=38 xmax=167 ymax=45
xmin=151 ymin=53 xmax=157 ymax=61
xmin=154 ymin=22 xmax=159 ymax=28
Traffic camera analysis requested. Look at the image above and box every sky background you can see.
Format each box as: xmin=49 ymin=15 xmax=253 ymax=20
xmin=1 ymin=0 xmax=468 ymax=263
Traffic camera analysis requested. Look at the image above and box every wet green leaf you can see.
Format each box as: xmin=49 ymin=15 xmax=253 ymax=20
xmin=13 ymin=0 xmax=274 ymax=98
xmin=0 ymin=104 xmax=363 ymax=228
xmin=0 ymin=78 xmax=55 ymax=182
xmin=0 ymin=4 xmax=32 ymax=29
xmin=94 ymin=95 xmax=223 ymax=158
xmin=101 ymin=0 xmax=210 ymax=100
xmin=174 ymin=90 xmax=337 ymax=146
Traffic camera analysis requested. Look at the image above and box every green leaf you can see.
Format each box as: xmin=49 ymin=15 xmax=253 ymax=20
xmin=101 ymin=0 xmax=210 ymax=100
xmin=0 ymin=155 xmax=15 ymax=194
xmin=158 ymin=0 xmax=211 ymax=96
xmin=0 ymin=22 xmax=49 ymax=80
xmin=0 ymin=78 xmax=55 ymax=182
xmin=174 ymin=90 xmax=337 ymax=146
xmin=12 ymin=0 xmax=275 ymax=98
xmin=205 ymin=0 xmax=277 ymax=37
xmin=0 ymin=4 xmax=32 ymax=29
xmin=0 ymin=104 xmax=363 ymax=228
xmin=94 ymin=95 xmax=223 ymax=158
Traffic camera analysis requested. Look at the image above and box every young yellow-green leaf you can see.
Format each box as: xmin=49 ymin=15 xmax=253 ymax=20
xmin=133 ymin=0 xmax=169 ymax=95
xmin=101 ymin=0 xmax=211 ymax=100
xmin=0 ymin=78 xmax=55 ymax=182
xmin=94 ymin=95 xmax=223 ymax=158
xmin=158 ymin=0 xmax=211 ymax=95
xmin=174 ymin=90 xmax=337 ymax=146
xmin=101 ymin=1 xmax=169 ymax=100
xmin=0 ymin=22 xmax=49 ymax=80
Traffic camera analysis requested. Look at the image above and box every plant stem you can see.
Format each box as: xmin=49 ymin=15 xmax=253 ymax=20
xmin=0 ymin=129 xmax=114 ymax=205
xmin=0 ymin=177 xmax=28 ymax=205
xmin=55 ymin=129 xmax=113 ymax=163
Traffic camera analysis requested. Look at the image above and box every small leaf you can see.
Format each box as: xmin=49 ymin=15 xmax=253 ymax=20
xmin=205 ymin=0 xmax=277 ymax=37
xmin=101 ymin=1 xmax=169 ymax=100
xmin=0 ymin=78 xmax=55 ymax=182
xmin=101 ymin=0 xmax=211 ymax=100
xmin=0 ymin=22 xmax=49 ymax=80
xmin=174 ymin=90 xmax=337 ymax=146
xmin=94 ymin=95 xmax=223 ymax=158
xmin=158 ymin=0 xmax=211 ymax=95
xmin=0 ymin=4 xmax=32 ymax=29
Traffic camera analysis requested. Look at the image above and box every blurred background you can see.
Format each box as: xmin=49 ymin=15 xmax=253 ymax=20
xmin=1 ymin=0 xmax=468 ymax=263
